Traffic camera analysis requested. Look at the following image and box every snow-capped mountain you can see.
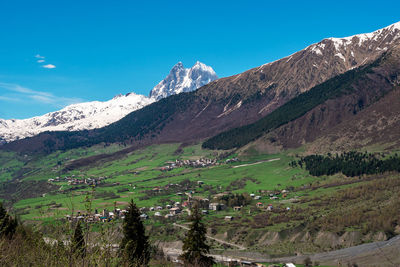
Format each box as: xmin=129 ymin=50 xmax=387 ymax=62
xmin=149 ymin=61 xmax=218 ymax=100
xmin=0 ymin=61 xmax=218 ymax=143
xmin=0 ymin=93 xmax=155 ymax=143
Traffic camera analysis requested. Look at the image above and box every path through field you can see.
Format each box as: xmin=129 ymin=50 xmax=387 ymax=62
xmin=232 ymin=158 xmax=280 ymax=168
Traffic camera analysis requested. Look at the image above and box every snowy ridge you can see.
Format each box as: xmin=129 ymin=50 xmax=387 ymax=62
xmin=0 ymin=61 xmax=218 ymax=143
xmin=149 ymin=61 xmax=218 ymax=100
xmin=0 ymin=93 xmax=155 ymax=142
xmin=308 ymin=21 xmax=400 ymax=57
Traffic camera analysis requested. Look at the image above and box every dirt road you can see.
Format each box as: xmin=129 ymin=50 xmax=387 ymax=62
xmin=232 ymin=158 xmax=280 ymax=168
xmin=172 ymin=223 xmax=246 ymax=250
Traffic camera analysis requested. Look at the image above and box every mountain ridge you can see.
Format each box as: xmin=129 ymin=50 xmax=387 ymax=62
xmin=0 ymin=61 xmax=217 ymax=143
xmin=3 ymin=22 xmax=400 ymax=153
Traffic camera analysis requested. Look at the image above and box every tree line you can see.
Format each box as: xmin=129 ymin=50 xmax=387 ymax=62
xmin=292 ymin=151 xmax=400 ymax=177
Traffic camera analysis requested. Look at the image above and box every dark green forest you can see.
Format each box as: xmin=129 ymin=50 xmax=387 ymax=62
xmin=293 ymin=151 xmax=400 ymax=177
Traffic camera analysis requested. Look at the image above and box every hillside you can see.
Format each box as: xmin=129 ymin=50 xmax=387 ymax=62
xmin=4 ymin=22 xmax=400 ymax=154
xmin=203 ymin=45 xmax=400 ymax=150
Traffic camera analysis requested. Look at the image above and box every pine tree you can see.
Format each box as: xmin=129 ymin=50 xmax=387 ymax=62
xmin=71 ymin=220 xmax=85 ymax=258
xmin=0 ymin=202 xmax=17 ymax=239
xmin=179 ymin=203 xmax=214 ymax=267
xmin=120 ymin=199 xmax=150 ymax=267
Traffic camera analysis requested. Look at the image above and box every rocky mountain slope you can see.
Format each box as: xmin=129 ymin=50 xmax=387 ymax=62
xmin=3 ymin=22 xmax=400 ymax=153
xmin=149 ymin=61 xmax=218 ymax=100
xmin=207 ymin=44 xmax=400 ymax=151
xmin=0 ymin=61 xmax=216 ymax=143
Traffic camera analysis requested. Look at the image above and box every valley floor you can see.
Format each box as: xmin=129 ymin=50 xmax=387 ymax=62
xmin=1 ymin=141 xmax=400 ymax=265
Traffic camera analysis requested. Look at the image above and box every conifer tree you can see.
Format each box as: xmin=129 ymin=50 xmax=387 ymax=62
xmin=0 ymin=202 xmax=17 ymax=239
xmin=120 ymin=199 xmax=150 ymax=267
xmin=71 ymin=220 xmax=85 ymax=258
xmin=179 ymin=203 xmax=214 ymax=267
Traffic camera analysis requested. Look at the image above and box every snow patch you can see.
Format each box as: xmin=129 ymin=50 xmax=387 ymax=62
xmin=335 ymin=53 xmax=346 ymax=62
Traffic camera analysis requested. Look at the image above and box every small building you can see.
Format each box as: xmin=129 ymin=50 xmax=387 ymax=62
xmin=284 ymin=263 xmax=296 ymax=267
xmin=256 ymin=202 xmax=264 ymax=208
xmin=224 ymin=216 xmax=234 ymax=221
xmin=254 ymin=196 xmax=261 ymax=200
xmin=140 ymin=214 xmax=149 ymax=219
xmin=233 ymin=206 xmax=242 ymax=211
xmin=154 ymin=212 xmax=161 ymax=216
xmin=164 ymin=214 xmax=175 ymax=219
xmin=202 ymin=210 xmax=209 ymax=215
xmin=209 ymin=203 xmax=226 ymax=211
xmin=250 ymin=193 xmax=255 ymax=198
xmin=267 ymin=204 xmax=273 ymax=211
xmin=170 ymin=207 xmax=182 ymax=215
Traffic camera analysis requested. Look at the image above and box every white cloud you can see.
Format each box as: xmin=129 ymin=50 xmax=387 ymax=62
xmin=37 ymin=59 xmax=45 ymax=63
xmin=0 ymin=95 xmax=20 ymax=102
xmin=0 ymin=82 xmax=82 ymax=107
xmin=43 ymin=64 xmax=56 ymax=69
xmin=34 ymin=54 xmax=45 ymax=59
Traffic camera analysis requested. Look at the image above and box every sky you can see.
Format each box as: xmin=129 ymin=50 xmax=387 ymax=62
xmin=0 ymin=0 xmax=399 ymax=119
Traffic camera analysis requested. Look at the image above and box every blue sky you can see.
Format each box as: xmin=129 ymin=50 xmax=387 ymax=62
xmin=0 ymin=0 xmax=399 ymax=119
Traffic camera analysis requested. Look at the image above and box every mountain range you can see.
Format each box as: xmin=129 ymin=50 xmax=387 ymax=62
xmin=2 ymin=21 xmax=400 ymax=154
xmin=0 ymin=61 xmax=217 ymax=143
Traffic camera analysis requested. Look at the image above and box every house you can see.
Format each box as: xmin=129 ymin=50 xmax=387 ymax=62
xmin=140 ymin=214 xmax=149 ymax=219
xmin=254 ymin=196 xmax=261 ymax=200
xmin=197 ymin=181 xmax=204 ymax=185
xmin=154 ymin=212 xmax=161 ymax=216
xmin=209 ymin=203 xmax=226 ymax=211
xmin=256 ymin=202 xmax=263 ymax=208
xmin=202 ymin=210 xmax=209 ymax=215
xmin=224 ymin=216 xmax=234 ymax=221
xmin=156 ymin=206 xmax=163 ymax=210
xmin=250 ymin=193 xmax=255 ymax=198
xmin=233 ymin=206 xmax=242 ymax=211
xmin=170 ymin=207 xmax=182 ymax=215
xmin=267 ymin=204 xmax=273 ymax=211
xmin=284 ymin=263 xmax=296 ymax=267
xmin=164 ymin=214 xmax=175 ymax=219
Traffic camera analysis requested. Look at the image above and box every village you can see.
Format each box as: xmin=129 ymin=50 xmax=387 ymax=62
xmin=48 ymin=175 xmax=107 ymax=186
xmin=160 ymin=157 xmax=239 ymax=171
xmin=65 ymin=180 xmax=292 ymax=225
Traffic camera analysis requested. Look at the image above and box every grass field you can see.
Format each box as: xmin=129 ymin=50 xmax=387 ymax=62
xmin=1 ymin=141 xmax=399 ymax=259
xmin=5 ymin=143 xmax=315 ymax=222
